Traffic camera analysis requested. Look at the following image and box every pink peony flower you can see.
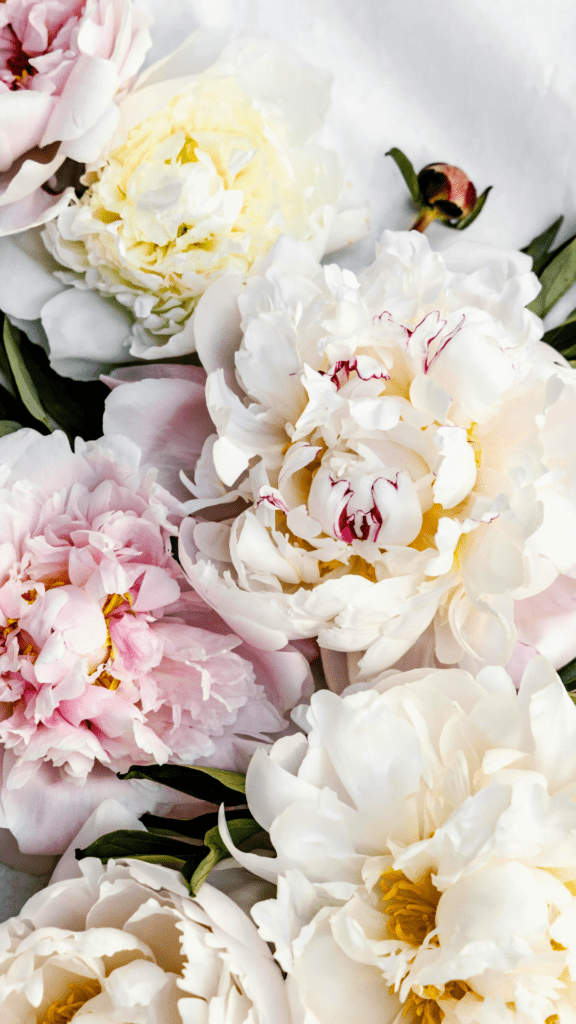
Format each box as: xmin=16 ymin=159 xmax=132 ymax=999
xmin=0 ymin=0 xmax=151 ymax=235
xmin=0 ymin=427 xmax=312 ymax=854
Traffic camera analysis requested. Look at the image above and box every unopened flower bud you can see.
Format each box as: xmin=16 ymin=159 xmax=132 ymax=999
xmin=386 ymin=148 xmax=491 ymax=232
xmin=417 ymin=163 xmax=477 ymax=221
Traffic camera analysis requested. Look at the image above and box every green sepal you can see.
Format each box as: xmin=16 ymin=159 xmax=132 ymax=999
xmin=118 ymin=763 xmax=246 ymax=805
xmin=3 ymin=320 xmax=53 ymax=432
xmin=528 ymin=235 xmax=576 ymax=319
xmin=522 ymin=215 xmax=563 ymax=275
xmin=187 ymin=817 xmax=263 ymax=895
xmin=75 ymin=828 xmax=197 ymax=865
xmin=453 ymin=186 xmax=492 ymax=230
xmin=560 ymin=657 xmax=576 ymax=692
xmin=386 ymin=148 xmax=423 ymax=205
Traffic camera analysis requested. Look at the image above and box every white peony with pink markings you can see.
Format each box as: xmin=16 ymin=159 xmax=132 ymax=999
xmin=179 ymin=229 xmax=576 ymax=681
xmin=0 ymin=425 xmax=311 ymax=854
xmin=0 ymin=0 xmax=151 ymax=235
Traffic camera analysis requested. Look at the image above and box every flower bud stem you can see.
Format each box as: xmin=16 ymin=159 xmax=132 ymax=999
xmin=411 ymin=208 xmax=440 ymax=232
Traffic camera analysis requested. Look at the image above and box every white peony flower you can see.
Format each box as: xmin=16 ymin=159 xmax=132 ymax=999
xmin=179 ymin=229 xmax=576 ymax=679
xmin=222 ymin=657 xmax=576 ymax=1024
xmin=0 ymin=855 xmax=289 ymax=1024
xmin=0 ymin=31 xmax=368 ymax=379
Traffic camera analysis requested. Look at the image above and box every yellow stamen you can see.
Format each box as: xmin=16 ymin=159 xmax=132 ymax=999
xmin=39 ymin=979 xmax=101 ymax=1024
xmin=93 ymin=668 xmax=121 ymax=690
xmin=380 ymin=868 xmax=440 ymax=947
xmin=102 ymin=592 xmax=132 ymax=617
xmin=380 ymin=868 xmax=470 ymax=1023
xmin=403 ymin=983 xmax=470 ymax=1024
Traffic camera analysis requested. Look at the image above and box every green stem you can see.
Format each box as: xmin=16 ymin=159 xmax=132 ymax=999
xmin=411 ymin=207 xmax=440 ymax=233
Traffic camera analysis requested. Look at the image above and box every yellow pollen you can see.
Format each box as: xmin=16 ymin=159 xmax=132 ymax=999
xmin=403 ymin=982 xmax=471 ymax=1024
xmin=380 ymin=868 xmax=470 ymax=1023
xmin=380 ymin=868 xmax=440 ymax=947
xmin=39 ymin=978 xmax=101 ymax=1024
xmin=93 ymin=668 xmax=121 ymax=690
xmin=102 ymin=592 xmax=132 ymax=617
xmin=90 ymin=593 xmax=133 ymax=689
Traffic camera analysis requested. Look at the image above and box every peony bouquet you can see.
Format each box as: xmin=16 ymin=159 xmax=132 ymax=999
xmin=1 ymin=2 xmax=576 ymax=1023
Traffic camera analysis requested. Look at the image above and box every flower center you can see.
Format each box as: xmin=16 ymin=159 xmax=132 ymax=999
xmin=0 ymin=25 xmax=36 ymax=89
xmin=39 ymin=979 xmax=102 ymax=1024
xmin=380 ymin=868 xmax=470 ymax=1022
xmin=92 ymin=591 xmax=133 ymax=690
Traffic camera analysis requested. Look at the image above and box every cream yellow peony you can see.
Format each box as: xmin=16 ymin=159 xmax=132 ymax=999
xmin=11 ymin=31 xmax=369 ymax=376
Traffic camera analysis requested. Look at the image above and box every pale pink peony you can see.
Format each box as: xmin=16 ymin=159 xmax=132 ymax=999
xmin=0 ymin=0 xmax=151 ymax=235
xmin=0 ymin=427 xmax=311 ymax=854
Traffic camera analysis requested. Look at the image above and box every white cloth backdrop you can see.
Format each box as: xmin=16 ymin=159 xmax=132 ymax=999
xmin=2 ymin=0 xmax=576 ymax=921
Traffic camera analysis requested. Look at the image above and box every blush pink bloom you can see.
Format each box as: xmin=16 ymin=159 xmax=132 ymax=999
xmin=0 ymin=427 xmax=312 ymax=855
xmin=0 ymin=0 xmax=151 ymax=235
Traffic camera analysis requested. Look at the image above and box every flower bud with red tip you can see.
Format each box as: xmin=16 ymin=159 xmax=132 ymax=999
xmin=386 ymin=148 xmax=491 ymax=232
xmin=417 ymin=163 xmax=477 ymax=221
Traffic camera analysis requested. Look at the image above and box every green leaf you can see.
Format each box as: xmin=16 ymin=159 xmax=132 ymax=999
xmin=453 ymin=186 xmax=492 ymax=231
xmin=560 ymin=657 xmax=576 ymax=691
xmin=0 ymin=419 xmax=22 ymax=436
xmin=188 ymin=817 xmax=262 ymax=895
xmin=386 ymin=148 xmax=422 ymax=205
xmin=140 ymin=807 xmax=254 ymax=841
xmin=0 ymin=319 xmax=14 ymax=390
xmin=10 ymin=323 xmax=109 ymax=441
xmin=2 ymin=320 xmax=53 ymax=431
xmin=542 ymin=308 xmax=576 ymax=353
xmin=191 ymin=766 xmax=246 ymax=794
xmin=118 ymin=763 xmax=247 ymax=805
xmin=528 ymin=236 xmax=576 ymax=319
xmin=75 ymin=828 xmax=197 ymax=865
xmin=522 ymin=215 xmax=564 ymax=274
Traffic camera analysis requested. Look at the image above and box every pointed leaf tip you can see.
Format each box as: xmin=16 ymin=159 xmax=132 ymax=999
xmin=386 ymin=148 xmax=422 ymax=205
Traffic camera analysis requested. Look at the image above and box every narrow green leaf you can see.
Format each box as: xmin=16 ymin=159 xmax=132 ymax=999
xmin=0 ymin=318 xmax=14 ymax=389
xmin=188 ymin=817 xmax=262 ymax=895
xmin=528 ymin=237 xmax=576 ymax=319
xmin=118 ymin=763 xmax=247 ymax=805
xmin=522 ymin=215 xmax=563 ymax=272
xmin=0 ymin=419 xmax=22 ymax=437
xmin=560 ymin=657 xmax=576 ymax=691
xmin=454 ymin=186 xmax=492 ymax=231
xmin=2 ymin=320 xmax=53 ymax=431
xmin=532 ymin=229 xmax=576 ymax=280
xmin=542 ymin=310 xmax=576 ymax=353
xmin=191 ymin=766 xmax=246 ymax=794
xmin=75 ymin=828 xmax=197 ymax=864
xmin=386 ymin=148 xmax=422 ymax=205
xmin=140 ymin=807 xmax=254 ymax=841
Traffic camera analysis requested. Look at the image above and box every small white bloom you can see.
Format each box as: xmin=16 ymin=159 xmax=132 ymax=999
xmin=222 ymin=657 xmax=576 ymax=1024
xmin=0 ymin=856 xmax=289 ymax=1024
xmin=180 ymin=229 xmax=576 ymax=678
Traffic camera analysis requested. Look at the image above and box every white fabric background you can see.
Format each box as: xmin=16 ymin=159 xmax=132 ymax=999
xmin=2 ymin=0 xmax=576 ymax=921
